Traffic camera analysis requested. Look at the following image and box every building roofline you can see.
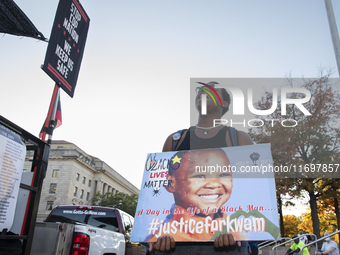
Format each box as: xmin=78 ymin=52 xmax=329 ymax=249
xmin=50 ymin=140 xmax=139 ymax=193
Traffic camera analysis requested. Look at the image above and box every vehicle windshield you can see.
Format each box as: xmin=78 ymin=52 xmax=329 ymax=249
xmin=46 ymin=208 xmax=119 ymax=232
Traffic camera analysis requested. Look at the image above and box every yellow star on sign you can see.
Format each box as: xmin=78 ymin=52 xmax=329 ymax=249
xmin=171 ymin=155 xmax=182 ymax=164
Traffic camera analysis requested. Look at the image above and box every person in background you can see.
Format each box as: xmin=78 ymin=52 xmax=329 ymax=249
xmin=298 ymin=229 xmax=308 ymax=245
xmin=305 ymin=232 xmax=313 ymax=252
xmin=315 ymin=232 xmax=339 ymax=255
xmin=248 ymin=241 xmax=259 ymax=255
xmin=285 ymin=235 xmax=310 ymax=255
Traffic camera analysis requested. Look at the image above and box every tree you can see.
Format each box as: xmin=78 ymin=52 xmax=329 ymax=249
xmin=283 ymin=215 xmax=301 ymax=237
xmin=92 ymin=192 xmax=138 ymax=216
xmin=298 ymin=212 xmax=313 ymax=236
xmin=276 ymin=178 xmax=301 ymax=237
xmin=249 ymin=73 xmax=340 ymax=240
xmin=318 ymin=178 xmax=340 ymax=244
xmin=299 ymin=210 xmax=338 ymax=243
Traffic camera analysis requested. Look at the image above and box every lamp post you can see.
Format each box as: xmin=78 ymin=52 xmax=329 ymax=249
xmin=324 ymin=0 xmax=340 ymax=77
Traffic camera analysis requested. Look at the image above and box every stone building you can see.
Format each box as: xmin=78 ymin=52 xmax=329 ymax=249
xmin=24 ymin=140 xmax=139 ymax=221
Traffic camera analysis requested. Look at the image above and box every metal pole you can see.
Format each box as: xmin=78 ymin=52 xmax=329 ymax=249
xmin=47 ymin=86 xmax=60 ymax=145
xmin=41 ymin=84 xmax=59 ymax=142
xmin=324 ymin=0 xmax=340 ymax=77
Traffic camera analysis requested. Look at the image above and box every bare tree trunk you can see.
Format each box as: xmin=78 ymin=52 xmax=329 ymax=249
xmin=309 ymin=191 xmax=321 ymax=241
xmin=332 ymin=187 xmax=340 ymax=248
xmin=277 ymin=194 xmax=285 ymax=238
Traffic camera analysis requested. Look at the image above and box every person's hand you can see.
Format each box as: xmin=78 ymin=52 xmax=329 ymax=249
xmin=148 ymin=235 xmax=175 ymax=252
xmin=214 ymin=233 xmax=242 ymax=248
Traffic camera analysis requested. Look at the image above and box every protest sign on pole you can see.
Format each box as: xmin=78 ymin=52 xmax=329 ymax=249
xmin=42 ymin=0 xmax=90 ymax=98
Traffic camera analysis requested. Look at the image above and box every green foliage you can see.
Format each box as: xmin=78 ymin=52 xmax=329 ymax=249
xmin=92 ymin=192 xmax=138 ymax=216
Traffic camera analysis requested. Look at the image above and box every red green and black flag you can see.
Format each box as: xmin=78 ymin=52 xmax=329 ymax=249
xmin=39 ymin=85 xmax=62 ymax=140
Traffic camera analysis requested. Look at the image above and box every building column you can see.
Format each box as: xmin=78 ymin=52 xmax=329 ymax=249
xmin=102 ymin=183 xmax=107 ymax=194
xmin=96 ymin=181 xmax=103 ymax=194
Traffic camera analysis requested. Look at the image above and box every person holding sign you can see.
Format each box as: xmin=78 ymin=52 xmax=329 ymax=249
xmin=162 ymin=81 xmax=253 ymax=152
xmin=147 ymin=82 xmax=254 ymax=254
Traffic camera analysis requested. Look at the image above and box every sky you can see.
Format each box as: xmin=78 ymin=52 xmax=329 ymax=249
xmin=1 ymin=0 xmax=340 ymax=216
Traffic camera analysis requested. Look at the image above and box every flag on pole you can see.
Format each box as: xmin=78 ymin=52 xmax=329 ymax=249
xmin=54 ymin=92 xmax=62 ymax=129
xmin=39 ymin=86 xmax=62 ymax=139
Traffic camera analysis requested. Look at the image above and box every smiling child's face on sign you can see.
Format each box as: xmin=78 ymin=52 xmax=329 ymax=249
xmin=169 ymin=149 xmax=232 ymax=215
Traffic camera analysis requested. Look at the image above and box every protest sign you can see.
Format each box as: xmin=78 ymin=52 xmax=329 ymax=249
xmin=0 ymin=124 xmax=26 ymax=231
xmin=42 ymin=0 xmax=90 ymax=98
xmin=131 ymin=144 xmax=280 ymax=242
